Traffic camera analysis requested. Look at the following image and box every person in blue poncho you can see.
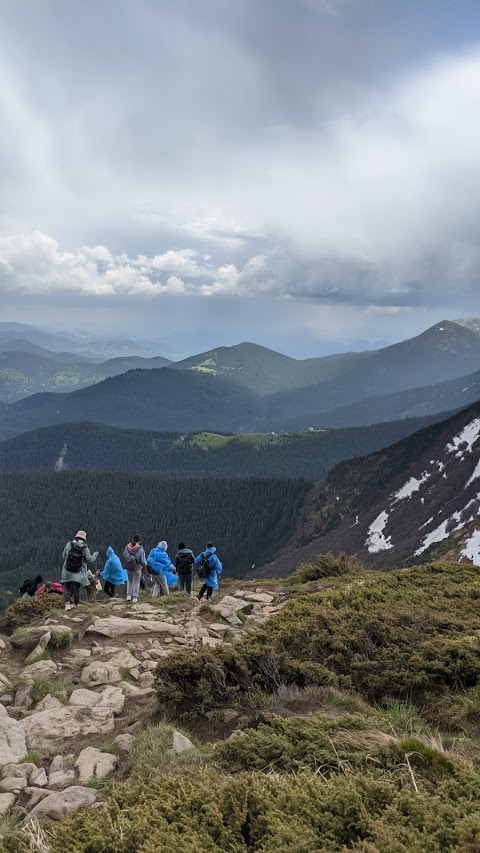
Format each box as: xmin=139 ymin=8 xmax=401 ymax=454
xmin=194 ymin=543 xmax=223 ymax=601
xmin=101 ymin=546 xmax=128 ymax=598
xmin=146 ymin=540 xmax=176 ymax=597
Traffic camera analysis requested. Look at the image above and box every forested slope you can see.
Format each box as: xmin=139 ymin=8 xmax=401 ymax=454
xmin=0 ymin=413 xmax=451 ymax=478
xmin=0 ymin=472 xmax=310 ymax=607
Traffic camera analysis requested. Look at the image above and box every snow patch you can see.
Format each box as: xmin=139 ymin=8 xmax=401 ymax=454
xmin=392 ymin=472 xmax=430 ymax=502
xmin=466 ymin=459 xmax=480 ymax=488
xmin=414 ymin=520 xmax=450 ymax=556
xmin=418 ymin=517 xmax=434 ymax=531
xmin=365 ymin=511 xmax=394 ymax=553
xmin=460 ymin=530 xmax=480 ymax=565
xmin=54 ymin=443 xmax=68 ymax=472
xmin=446 ymin=418 xmax=480 ymax=458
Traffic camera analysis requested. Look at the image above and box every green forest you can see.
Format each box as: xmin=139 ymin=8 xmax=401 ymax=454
xmin=0 ymin=472 xmax=310 ymax=607
xmin=0 ymin=414 xmax=443 ymax=479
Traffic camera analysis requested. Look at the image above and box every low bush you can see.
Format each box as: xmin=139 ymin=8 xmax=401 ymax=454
xmin=0 ymin=595 xmax=63 ymax=633
xmin=129 ymin=721 xmax=209 ymax=776
xmin=288 ymin=551 xmax=362 ymax=584
xmin=10 ymin=766 xmax=480 ymax=853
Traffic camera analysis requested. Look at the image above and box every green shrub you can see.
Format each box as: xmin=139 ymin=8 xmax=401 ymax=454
xmin=288 ymin=551 xmax=359 ymax=584
xmin=1 ymin=595 xmax=63 ymax=634
xmin=22 ymin=767 xmax=480 ymax=853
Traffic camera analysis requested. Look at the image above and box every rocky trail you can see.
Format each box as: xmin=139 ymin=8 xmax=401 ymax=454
xmin=0 ymin=584 xmax=289 ymax=826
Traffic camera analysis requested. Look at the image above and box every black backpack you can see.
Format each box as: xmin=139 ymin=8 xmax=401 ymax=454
xmin=66 ymin=541 xmax=84 ymax=573
xmin=196 ymin=554 xmax=212 ymax=579
xmin=176 ymin=553 xmax=193 ymax=574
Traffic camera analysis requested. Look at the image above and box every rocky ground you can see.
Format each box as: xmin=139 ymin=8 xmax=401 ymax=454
xmin=0 ymin=584 xmax=289 ymax=826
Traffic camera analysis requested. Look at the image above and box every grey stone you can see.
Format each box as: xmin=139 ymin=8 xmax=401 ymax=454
xmin=80 ymin=662 xmax=121 ymax=687
xmin=86 ymin=616 xmax=186 ymax=638
xmin=26 ymin=786 xmax=97 ymax=822
xmin=1 ymin=762 xmax=37 ymax=780
xmin=244 ymin=592 xmax=275 ymax=604
xmin=114 ymin=734 xmax=134 ymax=751
xmin=106 ymin=650 xmax=138 ymax=670
xmin=24 ymin=707 xmax=114 ymax=757
xmin=48 ymin=770 xmax=76 ymax=790
xmin=202 ymin=636 xmax=223 ymax=648
xmin=0 ymin=695 xmax=13 ymax=706
xmin=0 ymin=704 xmax=26 ymax=766
xmin=25 ymin=632 xmax=51 ymax=664
xmin=118 ymin=681 xmax=155 ymax=699
xmin=24 ymin=786 xmax=51 ymax=807
xmin=29 ymin=767 xmax=48 ymax=787
xmin=20 ymin=660 xmax=57 ymax=682
xmin=49 ymin=756 xmax=63 ymax=774
xmin=0 ymin=672 xmax=13 ymax=690
xmin=0 ymin=793 xmax=15 ymax=815
xmin=75 ymin=748 xmax=117 ymax=782
xmin=35 ymin=695 xmax=64 ymax=712
xmin=172 ymin=731 xmax=195 ymax=754
xmin=0 ymin=776 xmax=28 ymax=792
xmin=14 ymin=682 xmax=34 ymax=710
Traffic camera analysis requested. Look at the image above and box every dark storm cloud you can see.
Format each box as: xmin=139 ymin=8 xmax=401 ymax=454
xmin=0 ymin=0 xmax=479 ymax=344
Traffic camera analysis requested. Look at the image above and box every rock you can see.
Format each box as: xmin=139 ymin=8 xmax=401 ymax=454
xmin=114 ymin=734 xmax=134 ymax=751
xmin=1 ymin=762 xmax=37 ymax=780
xmin=0 ymin=776 xmax=28 ymax=792
xmin=129 ymin=668 xmax=140 ymax=681
xmin=68 ymin=649 xmax=91 ymax=659
xmin=244 ymin=592 xmax=274 ymax=604
xmin=49 ymin=756 xmax=63 ymax=774
xmin=48 ymin=770 xmax=76 ymax=790
xmin=24 ymin=706 xmax=114 ymax=757
xmin=35 ymin=695 xmax=64 ymax=712
xmin=80 ymin=662 xmax=121 ymax=687
xmin=0 ymin=672 xmax=13 ymax=690
xmin=0 ymin=704 xmax=26 ymax=765
xmin=86 ymin=616 xmax=185 ymax=638
xmin=0 ymin=639 xmax=6 ymax=651
xmin=99 ymin=686 xmax=125 ymax=715
xmin=0 ymin=793 xmax=15 ymax=815
xmin=14 ymin=682 xmax=34 ymax=710
xmin=213 ymin=595 xmax=253 ymax=615
xmin=172 ymin=731 xmax=194 ymax=754
xmin=75 ymin=748 xmax=117 ymax=782
xmin=174 ymin=636 xmax=188 ymax=645
xmin=118 ymin=681 xmax=155 ymax=699
xmin=140 ymin=660 xmax=157 ymax=672
xmin=29 ymin=767 xmax=48 ymax=787
xmin=24 ymin=786 xmax=51 ymax=808
xmin=202 ymin=636 xmax=223 ymax=648
xmin=208 ymin=623 xmax=229 ymax=635
xmin=25 ymin=632 xmax=51 ymax=664
xmin=107 ymin=650 xmax=138 ymax=670
xmin=68 ymin=689 xmax=102 ymax=709
xmin=26 ymin=786 xmax=97 ymax=822
xmin=10 ymin=626 xmax=47 ymax=651
xmin=0 ymin=695 xmax=13 ymax=706
xmin=138 ymin=672 xmax=155 ymax=685
xmin=20 ymin=660 xmax=57 ymax=682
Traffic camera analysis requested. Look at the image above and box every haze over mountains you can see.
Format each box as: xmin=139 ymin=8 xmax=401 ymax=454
xmin=1 ymin=319 xmax=480 ymax=436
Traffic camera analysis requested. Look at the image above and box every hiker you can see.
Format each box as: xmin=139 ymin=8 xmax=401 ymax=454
xmin=175 ymin=542 xmax=194 ymax=595
xmin=61 ymin=530 xmax=98 ymax=611
xmin=194 ymin=543 xmax=223 ymax=601
xmin=147 ymin=540 xmax=176 ymax=597
xmin=101 ymin=546 xmax=128 ymax=598
xmin=35 ymin=581 xmax=63 ymax=596
xmin=123 ymin=534 xmax=147 ymax=604
xmin=19 ymin=575 xmax=43 ymax=599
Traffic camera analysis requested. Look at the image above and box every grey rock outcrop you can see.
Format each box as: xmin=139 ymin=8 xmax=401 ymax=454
xmin=0 ymin=704 xmax=26 ymax=766
xmin=26 ymin=785 xmax=97 ymax=822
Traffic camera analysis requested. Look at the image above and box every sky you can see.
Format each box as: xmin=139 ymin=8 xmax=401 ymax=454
xmin=1 ymin=0 xmax=480 ymax=357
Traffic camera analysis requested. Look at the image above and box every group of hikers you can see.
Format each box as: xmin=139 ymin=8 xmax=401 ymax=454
xmin=20 ymin=531 xmax=223 ymax=611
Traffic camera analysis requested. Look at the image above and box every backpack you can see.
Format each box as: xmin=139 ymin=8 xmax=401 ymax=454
xmin=19 ymin=578 xmax=34 ymax=596
xmin=123 ymin=548 xmax=141 ymax=571
xmin=176 ymin=553 xmax=193 ymax=574
xmin=197 ymin=553 xmax=212 ymax=579
xmin=66 ymin=542 xmax=84 ymax=573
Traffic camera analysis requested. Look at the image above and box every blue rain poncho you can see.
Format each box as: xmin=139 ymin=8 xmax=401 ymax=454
xmin=194 ymin=546 xmax=223 ymax=589
xmin=101 ymin=546 xmax=128 ymax=585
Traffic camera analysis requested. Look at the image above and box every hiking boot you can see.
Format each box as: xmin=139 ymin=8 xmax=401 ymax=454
xmin=64 ymin=603 xmax=71 ymax=611
xmin=132 ymin=598 xmax=138 ymax=604
xmin=126 ymin=597 xmax=132 ymax=603
xmin=196 ymin=594 xmax=202 ymax=601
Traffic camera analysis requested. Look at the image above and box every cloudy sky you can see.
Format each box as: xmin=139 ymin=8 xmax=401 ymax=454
xmin=1 ymin=0 xmax=480 ymax=356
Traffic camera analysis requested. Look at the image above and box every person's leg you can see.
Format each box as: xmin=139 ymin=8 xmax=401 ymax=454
xmin=159 ymin=573 xmax=169 ymax=596
xmin=71 ymin=582 xmax=81 ymax=607
xmin=131 ymin=570 xmax=141 ymax=602
xmin=104 ymin=581 xmax=115 ymax=598
xmin=197 ymin=583 xmax=207 ymax=600
xmin=85 ymin=582 xmax=95 ymax=602
xmin=152 ymin=575 xmax=160 ymax=597
xmin=63 ymin=581 xmax=72 ymax=609
xmin=126 ymin=571 xmax=133 ymax=601
xmin=177 ymin=575 xmax=185 ymax=593
xmin=185 ymin=575 xmax=192 ymax=595
xmin=206 ymin=585 xmax=213 ymax=600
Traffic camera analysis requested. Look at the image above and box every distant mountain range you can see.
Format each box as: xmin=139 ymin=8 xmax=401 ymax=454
xmin=0 ymin=351 xmax=171 ymax=402
xmin=260 ymin=402 xmax=480 ymax=577
xmin=0 ymin=413 xmax=448 ymax=478
xmin=1 ymin=320 xmax=480 ymax=436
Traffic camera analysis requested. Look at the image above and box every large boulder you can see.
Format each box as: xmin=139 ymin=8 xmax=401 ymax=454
xmin=0 ymin=793 xmax=15 ymax=815
xmin=106 ymin=650 xmax=138 ymax=670
xmin=23 ymin=706 xmax=114 ymax=757
xmin=25 ymin=632 xmax=51 ymax=664
xmin=80 ymin=662 xmax=121 ymax=687
xmin=0 ymin=704 xmax=26 ymax=766
xmin=75 ymin=747 xmax=117 ymax=782
xmin=26 ymin=786 xmax=97 ymax=822
xmin=211 ymin=596 xmax=253 ymax=619
xmin=20 ymin=660 xmax=57 ymax=682
xmin=69 ymin=686 xmax=125 ymax=715
xmin=86 ymin=616 xmax=185 ymax=638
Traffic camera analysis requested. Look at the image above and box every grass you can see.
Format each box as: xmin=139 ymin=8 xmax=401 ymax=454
xmin=21 ymin=752 xmax=42 ymax=767
xmin=30 ymin=675 xmax=70 ymax=705
xmin=129 ymin=721 xmax=210 ymax=777
xmin=49 ymin=629 xmax=72 ymax=650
